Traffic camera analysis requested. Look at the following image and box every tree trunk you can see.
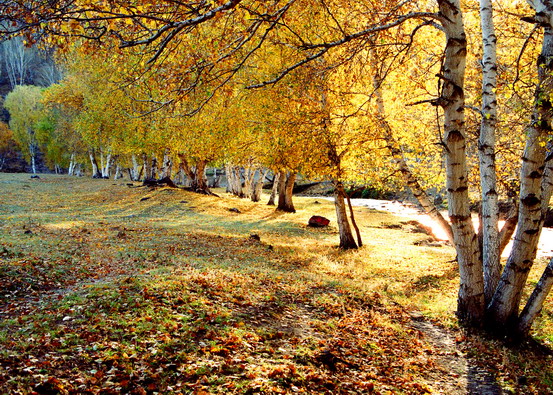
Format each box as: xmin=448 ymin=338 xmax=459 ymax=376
xmin=438 ymin=0 xmax=484 ymax=325
xmin=267 ymin=171 xmax=280 ymax=206
xmin=102 ymin=153 xmax=117 ymax=179
xmin=277 ymin=171 xmax=296 ymax=213
xmin=29 ymin=140 xmax=37 ymax=174
xmin=252 ymin=168 xmax=268 ymax=202
xmin=68 ymin=152 xmax=76 ymax=176
xmin=142 ymin=153 xmax=152 ymax=181
xmin=114 ymin=165 xmax=122 ymax=180
xmin=191 ymin=160 xmax=210 ymax=193
xmin=226 ymin=165 xmax=242 ymax=196
xmin=161 ymin=149 xmax=172 ymax=179
xmin=334 ymin=181 xmax=358 ymax=250
xmin=150 ymin=156 xmax=159 ymax=180
xmin=211 ymin=168 xmax=221 ymax=188
xmin=489 ymin=27 xmax=553 ymax=327
xmin=478 ymin=0 xmax=501 ymax=304
xmin=518 ymin=257 xmax=553 ymax=335
xmin=89 ymin=149 xmax=101 ymax=178
xmin=178 ymin=154 xmax=195 ymax=187
xmin=242 ymin=164 xmax=255 ymax=199
xmin=131 ymin=154 xmax=141 ymax=181
xmin=346 ymin=191 xmax=362 ymax=247
xmin=371 ymin=54 xmax=454 ymax=245
xmin=30 ymin=153 xmax=36 ymax=175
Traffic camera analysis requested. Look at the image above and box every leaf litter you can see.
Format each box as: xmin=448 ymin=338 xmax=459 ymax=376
xmin=0 ymin=174 xmax=551 ymax=394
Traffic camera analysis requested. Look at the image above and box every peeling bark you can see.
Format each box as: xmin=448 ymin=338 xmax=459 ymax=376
xmin=489 ymin=28 xmax=553 ymax=327
xmin=438 ymin=0 xmax=485 ymax=324
xmin=479 ymin=0 xmax=501 ymax=303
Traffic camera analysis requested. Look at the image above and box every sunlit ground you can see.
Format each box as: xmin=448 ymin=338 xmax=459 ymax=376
xmin=332 ymin=198 xmax=553 ymax=259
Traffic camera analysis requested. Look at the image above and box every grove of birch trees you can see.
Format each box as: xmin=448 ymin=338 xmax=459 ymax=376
xmin=0 ymin=0 xmax=552 ymax=339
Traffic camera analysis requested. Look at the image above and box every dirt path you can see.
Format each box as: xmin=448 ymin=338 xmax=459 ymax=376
xmin=409 ymin=312 xmax=504 ymax=394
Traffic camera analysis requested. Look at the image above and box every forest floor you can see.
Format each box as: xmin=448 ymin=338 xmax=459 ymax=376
xmin=0 ymin=173 xmax=552 ymax=394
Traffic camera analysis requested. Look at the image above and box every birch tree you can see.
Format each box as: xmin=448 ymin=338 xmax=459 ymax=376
xmin=3 ymin=85 xmax=44 ymax=174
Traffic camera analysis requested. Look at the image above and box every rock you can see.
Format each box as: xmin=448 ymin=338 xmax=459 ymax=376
xmin=308 ymin=215 xmax=330 ymax=227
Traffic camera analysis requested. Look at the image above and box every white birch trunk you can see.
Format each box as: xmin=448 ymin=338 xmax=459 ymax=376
xmin=102 ymin=153 xmax=112 ymax=178
xmin=131 ymin=154 xmax=140 ymax=181
xmin=490 ymin=27 xmax=553 ymax=326
xmin=68 ymin=153 xmax=76 ymax=176
xmin=89 ymin=150 xmax=101 ymax=178
xmin=30 ymin=153 xmax=36 ymax=174
xmin=438 ymin=0 xmax=485 ymax=324
xmin=252 ymin=168 xmax=268 ymax=202
xmin=114 ymin=165 xmax=122 ymax=180
xmin=479 ymin=0 xmax=501 ymax=303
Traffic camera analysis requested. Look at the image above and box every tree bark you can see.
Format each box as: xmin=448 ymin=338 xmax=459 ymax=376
xmin=114 ymin=165 xmax=122 ymax=180
xmin=161 ymin=149 xmax=172 ymax=179
xmin=252 ymin=168 xmax=268 ymax=202
xmin=334 ymin=181 xmax=358 ymax=250
xmin=150 ymin=156 xmax=159 ymax=181
xmin=479 ymin=0 xmax=501 ymax=304
xmin=89 ymin=149 xmax=101 ymax=178
xmin=142 ymin=153 xmax=152 ymax=181
xmin=242 ymin=163 xmax=255 ymax=199
xmin=489 ymin=26 xmax=553 ymax=327
xmin=346 ymin=191 xmax=362 ymax=247
xmin=192 ymin=160 xmax=210 ymax=193
xmin=518 ymin=257 xmax=553 ymax=335
xmin=277 ymin=171 xmax=296 ymax=213
xmin=438 ymin=0 xmax=485 ymax=324
xmin=267 ymin=171 xmax=280 ymax=206
xmin=68 ymin=152 xmax=76 ymax=176
xmin=225 ymin=164 xmax=242 ymax=196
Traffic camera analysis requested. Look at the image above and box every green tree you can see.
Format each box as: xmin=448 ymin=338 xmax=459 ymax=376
xmin=4 ymin=85 xmax=44 ymax=174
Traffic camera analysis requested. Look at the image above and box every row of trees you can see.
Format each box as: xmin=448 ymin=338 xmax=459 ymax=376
xmin=0 ymin=0 xmax=551 ymax=338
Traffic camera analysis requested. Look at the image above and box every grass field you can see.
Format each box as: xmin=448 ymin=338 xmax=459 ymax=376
xmin=0 ymin=173 xmax=551 ymax=394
